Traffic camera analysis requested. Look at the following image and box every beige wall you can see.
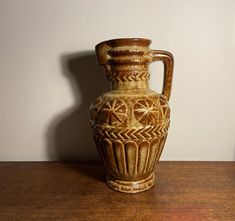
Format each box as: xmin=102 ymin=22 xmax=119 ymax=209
xmin=0 ymin=0 xmax=234 ymax=161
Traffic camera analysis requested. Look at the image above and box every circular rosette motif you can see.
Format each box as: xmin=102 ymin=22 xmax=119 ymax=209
xmin=90 ymin=96 xmax=103 ymax=122
xmin=134 ymin=99 xmax=159 ymax=126
xmin=158 ymin=95 xmax=170 ymax=120
xmin=100 ymin=99 xmax=127 ymax=126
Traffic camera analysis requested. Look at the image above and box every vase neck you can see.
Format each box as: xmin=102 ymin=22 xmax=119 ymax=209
xmin=110 ymin=80 xmax=149 ymax=91
xmin=105 ymin=64 xmax=150 ymax=91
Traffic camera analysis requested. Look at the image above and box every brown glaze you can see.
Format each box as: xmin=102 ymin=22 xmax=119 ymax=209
xmin=90 ymin=38 xmax=174 ymax=193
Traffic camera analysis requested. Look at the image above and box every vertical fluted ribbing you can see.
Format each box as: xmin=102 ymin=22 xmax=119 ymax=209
xmin=138 ymin=140 xmax=150 ymax=174
xmin=146 ymin=138 xmax=159 ymax=173
xmin=96 ymin=135 xmax=167 ymax=179
xmin=104 ymin=139 xmax=118 ymax=175
xmin=155 ymin=135 xmax=167 ymax=162
xmin=95 ymin=138 xmax=107 ymax=169
xmin=113 ymin=140 xmax=127 ymax=176
xmin=125 ymin=141 xmax=137 ymax=176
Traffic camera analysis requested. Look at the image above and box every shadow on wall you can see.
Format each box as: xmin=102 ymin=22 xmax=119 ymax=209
xmin=46 ymin=51 xmax=107 ymax=161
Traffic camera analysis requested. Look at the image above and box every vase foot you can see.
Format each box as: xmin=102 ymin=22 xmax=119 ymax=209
xmin=106 ymin=173 xmax=155 ymax=193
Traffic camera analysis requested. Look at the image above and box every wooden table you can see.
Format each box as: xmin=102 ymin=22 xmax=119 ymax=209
xmin=0 ymin=162 xmax=234 ymax=221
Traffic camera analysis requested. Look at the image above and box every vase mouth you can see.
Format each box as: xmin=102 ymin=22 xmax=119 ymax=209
xmin=96 ymin=38 xmax=152 ymax=48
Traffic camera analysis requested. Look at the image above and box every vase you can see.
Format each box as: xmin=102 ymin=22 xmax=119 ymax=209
xmin=90 ymin=38 xmax=174 ymax=193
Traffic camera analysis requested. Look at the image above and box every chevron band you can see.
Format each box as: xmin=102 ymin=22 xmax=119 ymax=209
xmin=91 ymin=121 xmax=170 ymax=140
xmin=107 ymin=71 xmax=150 ymax=82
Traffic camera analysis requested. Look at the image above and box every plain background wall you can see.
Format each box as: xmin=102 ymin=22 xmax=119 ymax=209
xmin=0 ymin=0 xmax=234 ymax=161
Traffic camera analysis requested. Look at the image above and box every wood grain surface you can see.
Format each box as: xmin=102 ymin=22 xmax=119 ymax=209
xmin=0 ymin=161 xmax=234 ymax=221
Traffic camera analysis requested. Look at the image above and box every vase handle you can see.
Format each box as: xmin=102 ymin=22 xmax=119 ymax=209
xmin=150 ymin=50 xmax=174 ymax=101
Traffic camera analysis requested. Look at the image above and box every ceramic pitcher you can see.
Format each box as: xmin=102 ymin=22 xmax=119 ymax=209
xmin=90 ymin=38 xmax=174 ymax=193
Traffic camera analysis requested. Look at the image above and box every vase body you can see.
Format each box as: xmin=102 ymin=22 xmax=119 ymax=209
xmin=90 ymin=38 xmax=174 ymax=193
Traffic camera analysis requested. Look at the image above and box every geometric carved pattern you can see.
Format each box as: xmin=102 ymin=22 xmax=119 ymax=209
xmin=159 ymin=96 xmax=170 ymax=119
xmin=90 ymin=96 xmax=170 ymax=128
xmin=134 ymin=99 xmax=160 ymax=126
xmin=92 ymin=122 xmax=169 ymax=141
xmin=90 ymin=95 xmax=170 ymax=193
xmin=90 ymin=94 xmax=170 ymax=193
xmin=99 ymin=99 xmax=128 ymax=126
xmin=108 ymin=71 xmax=150 ymax=82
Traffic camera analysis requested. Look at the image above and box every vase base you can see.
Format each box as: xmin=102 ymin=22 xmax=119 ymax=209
xmin=106 ymin=173 xmax=155 ymax=193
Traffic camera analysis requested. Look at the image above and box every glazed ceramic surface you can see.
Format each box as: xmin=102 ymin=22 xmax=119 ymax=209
xmin=90 ymin=38 xmax=174 ymax=193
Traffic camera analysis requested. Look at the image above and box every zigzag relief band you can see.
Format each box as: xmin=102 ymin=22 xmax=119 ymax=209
xmin=108 ymin=71 xmax=150 ymax=82
xmin=91 ymin=123 xmax=169 ymax=140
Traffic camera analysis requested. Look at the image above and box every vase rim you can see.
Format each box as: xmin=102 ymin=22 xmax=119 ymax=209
xmin=96 ymin=38 xmax=152 ymax=48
